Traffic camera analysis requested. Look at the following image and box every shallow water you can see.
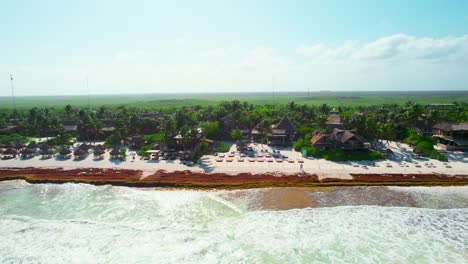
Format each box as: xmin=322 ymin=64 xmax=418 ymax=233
xmin=0 ymin=181 xmax=467 ymax=263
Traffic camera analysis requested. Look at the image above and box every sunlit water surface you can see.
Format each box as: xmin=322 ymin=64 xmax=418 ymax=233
xmin=0 ymin=181 xmax=467 ymax=263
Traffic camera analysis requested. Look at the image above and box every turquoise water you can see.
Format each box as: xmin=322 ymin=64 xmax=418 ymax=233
xmin=0 ymin=182 xmax=467 ymax=263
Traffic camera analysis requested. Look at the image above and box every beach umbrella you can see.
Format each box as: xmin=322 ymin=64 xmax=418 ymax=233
xmin=94 ymin=148 xmax=105 ymax=156
xmin=74 ymin=148 xmax=86 ymax=156
xmin=40 ymin=144 xmax=52 ymax=151
xmin=95 ymin=144 xmax=106 ymax=151
xmin=21 ymin=148 xmax=35 ymax=155
xmin=59 ymin=148 xmax=72 ymax=156
xmin=40 ymin=149 xmax=53 ymax=155
xmin=110 ymin=148 xmax=121 ymax=156
xmin=15 ymin=143 xmax=26 ymax=149
xmin=4 ymin=148 xmax=17 ymax=155
xmin=27 ymin=142 xmax=38 ymax=149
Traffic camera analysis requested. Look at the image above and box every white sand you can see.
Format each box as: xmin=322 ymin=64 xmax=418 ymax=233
xmin=1 ymin=142 xmax=467 ymax=180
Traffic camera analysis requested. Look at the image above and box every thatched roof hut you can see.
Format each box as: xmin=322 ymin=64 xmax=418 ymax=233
xmin=21 ymin=148 xmax=35 ymax=155
xmin=40 ymin=144 xmax=52 ymax=151
xmin=110 ymin=148 xmax=121 ymax=159
xmin=0 ymin=143 xmax=6 ymax=148
xmin=3 ymin=148 xmax=17 ymax=155
xmin=40 ymin=149 xmax=54 ymax=158
xmin=78 ymin=143 xmax=91 ymax=151
xmin=74 ymin=148 xmax=86 ymax=157
xmin=94 ymin=148 xmax=105 ymax=156
xmin=59 ymin=148 xmax=72 ymax=156
xmin=15 ymin=143 xmax=26 ymax=150
xmin=95 ymin=144 xmax=106 ymax=151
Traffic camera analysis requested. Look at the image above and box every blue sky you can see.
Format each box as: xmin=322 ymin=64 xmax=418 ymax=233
xmin=1 ymin=0 xmax=467 ymax=95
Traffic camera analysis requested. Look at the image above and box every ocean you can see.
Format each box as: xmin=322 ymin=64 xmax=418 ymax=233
xmin=0 ymin=181 xmax=467 ymax=263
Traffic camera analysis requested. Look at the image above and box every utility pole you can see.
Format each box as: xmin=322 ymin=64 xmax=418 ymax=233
xmin=9 ymin=74 xmax=17 ymax=121
xmin=87 ymin=75 xmax=90 ymax=110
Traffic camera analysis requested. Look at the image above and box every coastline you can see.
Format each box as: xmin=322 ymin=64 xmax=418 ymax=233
xmin=1 ymin=167 xmax=467 ymax=189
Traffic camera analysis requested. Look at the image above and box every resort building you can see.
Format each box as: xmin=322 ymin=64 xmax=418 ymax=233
xmin=62 ymin=120 xmax=78 ymax=133
xmin=326 ymin=109 xmax=345 ymax=131
xmin=433 ymin=123 xmax=468 ymax=151
xmin=268 ymin=116 xmax=297 ymax=145
xmin=414 ymin=116 xmax=434 ymax=137
xmin=248 ymin=116 xmax=297 ymax=145
xmin=310 ymin=128 xmax=367 ymax=151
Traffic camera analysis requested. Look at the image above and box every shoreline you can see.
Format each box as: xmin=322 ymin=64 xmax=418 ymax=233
xmin=1 ymin=167 xmax=467 ymax=189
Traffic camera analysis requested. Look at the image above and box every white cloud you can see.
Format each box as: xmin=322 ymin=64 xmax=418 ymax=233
xmin=2 ymin=34 xmax=468 ymax=96
xmin=298 ymin=34 xmax=468 ymax=62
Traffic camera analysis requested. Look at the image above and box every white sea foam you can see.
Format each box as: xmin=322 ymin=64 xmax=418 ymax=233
xmin=0 ymin=182 xmax=467 ymax=263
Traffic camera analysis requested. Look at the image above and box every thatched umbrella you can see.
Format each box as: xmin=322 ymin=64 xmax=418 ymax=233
xmin=27 ymin=142 xmax=38 ymax=149
xmin=40 ymin=149 xmax=54 ymax=159
xmin=74 ymin=148 xmax=86 ymax=158
xmin=21 ymin=148 xmax=35 ymax=156
xmin=15 ymin=143 xmax=26 ymax=150
xmin=95 ymin=144 xmax=106 ymax=151
xmin=59 ymin=148 xmax=72 ymax=158
xmin=3 ymin=148 xmax=17 ymax=158
xmin=110 ymin=148 xmax=121 ymax=159
xmin=93 ymin=148 xmax=105 ymax=159
xmin=78 ymin=143 xmax=91 ymax=151
xmin=40 ymin=144 xmax=52 ymax=151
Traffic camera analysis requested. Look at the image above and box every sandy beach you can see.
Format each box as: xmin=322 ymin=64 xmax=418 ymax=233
xmin=1 ymin=141 xmax=467 ymax=181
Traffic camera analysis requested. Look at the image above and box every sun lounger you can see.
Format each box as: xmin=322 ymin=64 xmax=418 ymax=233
xmin=257 ymin=158 xmax=264 ymax=162
xmin=215 ymin=158 xmax=223 ymax=162
xmin=288 ymin=159 xmax=295 ymax=163
xmin=445 ymin=165 xmax=452 ymax=168
xmin=248 ymin=158 xmax=255 ymax=162
xmin=267 ymin=158 xmax=274 ymax=162
xmin=226 ymin=158 xmax=233 ymax=162
xmin=297 ymin=159 xmax=304 ymax=163
xmin=276 ymin=159 xmax=283 ymax=163
xmin=237 ymin=158 xmax=244 ymax=162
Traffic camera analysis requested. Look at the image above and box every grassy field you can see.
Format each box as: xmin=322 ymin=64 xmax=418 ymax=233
xmin=1 ymin=91 xmax=467 ymax=110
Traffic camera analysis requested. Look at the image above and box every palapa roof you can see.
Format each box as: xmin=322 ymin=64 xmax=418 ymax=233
xmin=329 ymin=129 xmax=365 ymax=144
xmin=15 ymin=143 xmax=27 ymax=149
xmin=310 ymin=133 xmax=326 ymax=145
xmin=21 ymin=148 xmax=35 ymax=154
xmin=94 ymin=144 xmax=106 ymax=151
xmin=93 ymin=148 xmax=105 ymax=155
xmin=40 ymin=144 xmax=52 ymax=150
xmin=40 ymin=149 xmax=54 ymax=155
xmin=61 ymin=120 xmax=78 ymax=131
xmin=272 ymin=116 xmax=296 ymax=134
xmin=326 ymin=113 xmax=343 ymax=125
xmin=433 ymin=122 xmax=468 ymax=131
xmin=78 ymin=143 xmax=91 ymax=150
xmin=110 ymin=148 xmax=121 ymax=155
xmin=4 ymin=148 xmax=17 ymax=155
xmin=59 ymin=148 xmax=72 ymax=155
xmin=74 ymin=148 xmax=86 ymax=156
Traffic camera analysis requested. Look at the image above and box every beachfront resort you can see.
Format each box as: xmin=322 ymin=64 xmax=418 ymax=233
xmin=1 ymin=102 xmax=467 ymax=179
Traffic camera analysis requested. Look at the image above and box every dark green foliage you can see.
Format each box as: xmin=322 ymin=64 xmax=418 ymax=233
xmin=321 ymin=149 xmax=384 ymax=161
xmin=120 ymin=148 xmax=127 ymax=161
xmin=212 ymin=143 xmax=230 ymax=153
xmin=144 ymin=133 xmax=164 ymax=145
xmin=293 ymin=139 xmax=305 ymax=151
xmin=297 ymin=126 xmax=314 ymax=139
xmin=200 ymin=121 xmax=220 ymax=139
xmin=0 ymin=134 xmax=29 ymax=144
xmin=413 ymin=137 xmax=448 ymax=161
xmin=137 ymin=145 xmax=151 ymax=157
